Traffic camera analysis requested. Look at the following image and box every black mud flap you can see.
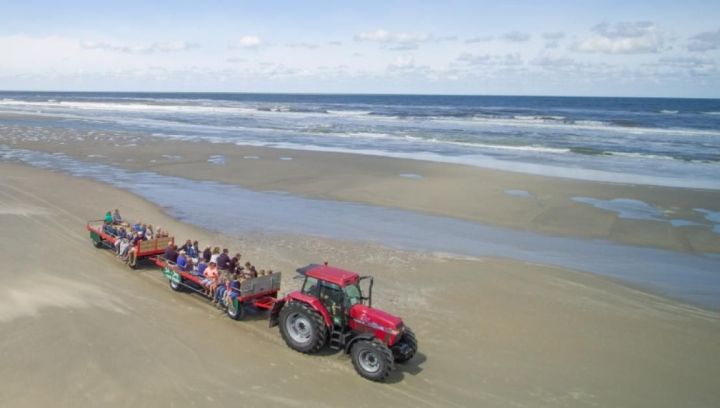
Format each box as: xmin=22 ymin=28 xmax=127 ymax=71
xmin=268 ymin=298 xmax=286 ymax=328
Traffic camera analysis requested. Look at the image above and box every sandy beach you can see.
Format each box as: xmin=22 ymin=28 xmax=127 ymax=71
xmin=1 ymin=161 xmax=719 ymax=407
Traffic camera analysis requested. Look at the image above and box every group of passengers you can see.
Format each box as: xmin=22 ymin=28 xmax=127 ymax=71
xmin=164 ymin=241 xmax=273 ymax=309
xmin=101 ymin=210 xmax=276 ymax=309
xmin=101 ymin=209 xmax=168 ymax=262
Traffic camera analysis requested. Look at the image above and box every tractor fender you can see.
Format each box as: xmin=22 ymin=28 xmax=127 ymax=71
xmin=268 ymin=298 xmax=286 ymax=328
xmin=344 ymin=333 xmax=377 ymax=354
xmin=284 ymin=291 xmax=333 ymax=327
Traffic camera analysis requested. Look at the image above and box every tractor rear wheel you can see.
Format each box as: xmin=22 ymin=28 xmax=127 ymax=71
xmin=350 ymin=339 xmax=394 ymax=382
xmin=393 ymin=326 xmax=418 ymax=363
xmin=279 ymin=302 xmax=327 ymax=354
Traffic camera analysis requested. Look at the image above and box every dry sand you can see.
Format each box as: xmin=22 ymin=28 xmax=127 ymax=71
xmin=1 ymin=162 xmax=719 ymax=407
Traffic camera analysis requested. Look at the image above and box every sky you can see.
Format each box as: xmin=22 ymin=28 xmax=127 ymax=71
xmin=1 ymin=0 xmax=719 ymax=97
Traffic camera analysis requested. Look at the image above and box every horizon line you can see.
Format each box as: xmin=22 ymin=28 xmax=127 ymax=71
xmin=1 ymin=89 xmax=719 ymax=100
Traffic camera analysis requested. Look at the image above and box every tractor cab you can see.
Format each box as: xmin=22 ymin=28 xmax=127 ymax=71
xmin=298 ymin=264 xmax=373 ymax=325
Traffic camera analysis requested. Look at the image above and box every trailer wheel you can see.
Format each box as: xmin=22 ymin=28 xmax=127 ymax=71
xmin=90 ymin=232 xmax=103 ymax=248
xmin=351 ymin=339 xmax=394 ymax=382
xmin=169 ymin=275 xmax=184 ymax=292
xmin=279 ymin=302 xmax=327 ymax=354
xmin=227 ymin=298 xmax=245 ymax=320
xmin=393 ymin=327 xmax=418 ymax=363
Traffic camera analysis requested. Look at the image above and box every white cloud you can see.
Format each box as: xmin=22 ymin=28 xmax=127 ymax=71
xmin=572 ymin=22 xmax=664 ymax=54
xmin=657 ymin=56 xmax=717 ymax=76
xmin=80 ymin=40 xmax=195 ymax=54
xmin=355 ymin=29 xmax=454 ymax=49
xmin=501 ymin=31 xmax=531 ymax=42
xmin=687 ymin=28 xmax=720 ymax=52
xmin=457 ymin=53 xmax=523 ymax=66
xmin=465 ymin=35 xmax=493 ymax=43
xmin=389 ymin=55 xmax=415 ymax=69
xmin=541 ymin=32 xmax=565 ymax=48
xmin=286 ymin=42 xmax=319 ymax=49
xmin=232 ymin=35 xmax=263 ymax=49
xmin=356 ymin=29 xmax=431 ymax=44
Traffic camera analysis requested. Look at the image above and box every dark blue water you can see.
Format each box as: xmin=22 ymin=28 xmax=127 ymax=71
xmin=1 ymin=92 xmax=719 ymax=189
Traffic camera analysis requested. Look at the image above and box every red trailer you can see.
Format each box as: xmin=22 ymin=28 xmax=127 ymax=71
xmin=156 ymin=258 xmax=281 ymax=321
xmin=86 ymin=220 xmax=173 ymax=268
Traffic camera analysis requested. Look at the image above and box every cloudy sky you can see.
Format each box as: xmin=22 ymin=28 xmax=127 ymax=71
xmin=1 ymin=0 xmax=719 ymax=97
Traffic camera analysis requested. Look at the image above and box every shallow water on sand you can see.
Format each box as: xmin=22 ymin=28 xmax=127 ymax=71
xmin=2 ymin=145 xmax=720 ymax=309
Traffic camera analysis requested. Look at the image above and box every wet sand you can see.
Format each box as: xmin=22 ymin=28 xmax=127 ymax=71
xmin=1 ymin=162 xmax=719 ymax=407
xmin=2 ymin=126 xmax=719 ymax=253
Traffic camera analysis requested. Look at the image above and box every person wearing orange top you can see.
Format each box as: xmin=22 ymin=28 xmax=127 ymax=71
xmin=202 ymin=261 xmax=219 ymax=296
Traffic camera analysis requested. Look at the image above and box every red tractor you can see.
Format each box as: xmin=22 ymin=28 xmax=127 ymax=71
xmin=269 ymin=264 xmax=418 ymax=382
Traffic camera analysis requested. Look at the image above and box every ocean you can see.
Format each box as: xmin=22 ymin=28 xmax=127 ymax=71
xmin=1 ymin=91 xmax=719 ymax=189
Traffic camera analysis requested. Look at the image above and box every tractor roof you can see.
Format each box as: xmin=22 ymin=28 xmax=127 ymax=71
xmin=306 ymin=265 xmax=359 ymax=287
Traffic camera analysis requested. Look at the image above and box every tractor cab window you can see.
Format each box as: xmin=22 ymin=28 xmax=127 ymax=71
xmin=318 ymin=281 xmax=344 ymax=322
xmin=343 ymin=284 xmax=363 ymax=307
xmin=302 ymin=277 xmax=319 ymax=297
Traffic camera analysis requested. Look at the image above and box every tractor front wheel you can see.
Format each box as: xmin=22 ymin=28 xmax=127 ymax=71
xmin=350 ymin=339 xmax=394 ymax=382
xmin=393 ymin=327 xmax=418 ymax=363
xmin=279 ymin=302 xmax=327 ymax=354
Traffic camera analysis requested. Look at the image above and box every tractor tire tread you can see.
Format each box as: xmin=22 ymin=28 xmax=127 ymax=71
xmin=351 ymin=339 xmax=394 ymax=382
xmin=279 ymin=301 xmax=327 ymax=354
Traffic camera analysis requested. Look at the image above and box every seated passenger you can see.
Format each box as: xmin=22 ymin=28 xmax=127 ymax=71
xmin=216 ymin=248 xmax=231 ymax=270
xmin=103 ymin=223 xmax=117 ymax=236
xmin=145 ymin=224 xmax=154 ymax=240
xmin=179 ymin=239 xmax=192 ymax=253
xmin=176 ymin=251 xmax=188 ymax=270
xmin=117 ymin=237 xmax=131 ymax=259
xmin=196 ymin=260 xmax=208 ymax=276
xmin=114 ymin=237 xmax=124 ymax=254
xmin=210 ymin=247 xmax=221 ymax=264
xmin=104 ymin=211 xmax=113 ymax=225
xmin=202 ymin=245 xmax=212 ymax=263
xmin=163 ymin=242 xmax=178 ymax=263
xmin=117 ymin=227 xmax=127 ymax=239
xmin=184 ymin=257 xmax=194 ymax=272
xmin=225 ymin=273 xmax=242 ymax=306
xmin=213 ymin=271 xmax=230 ymax=306
xmin=189 ymin=241 xmax=200 ymax=259
xmin=202 ymin=262 xmax=219 ymax=295
xmin=131 ymin=231 xmax=144 ymax=246
xmin=229 ymin=253 xmax=242 ymax=272
xmin=112 ymin=209 xmax=122 ymax=224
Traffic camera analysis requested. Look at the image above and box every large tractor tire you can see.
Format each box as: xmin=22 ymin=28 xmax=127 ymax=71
xmin=227 ymin=298 xmax=245 ymax=321
xmin=350 ymin=339 xmax=394 ymax=382
xmin=279 ymin=302 xmax=327 ymax=354
xmin=393 ymin=326 xmax=418 ymax=363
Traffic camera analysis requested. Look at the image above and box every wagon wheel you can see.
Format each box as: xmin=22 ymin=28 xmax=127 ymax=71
xmin=227 ymin=298 xmax=245 ymax=320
